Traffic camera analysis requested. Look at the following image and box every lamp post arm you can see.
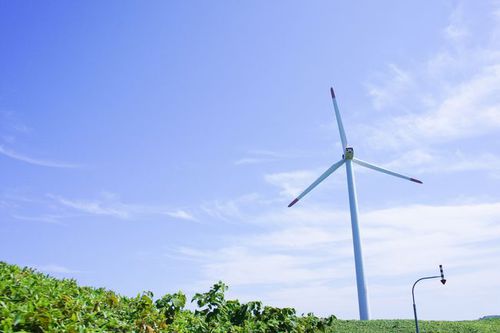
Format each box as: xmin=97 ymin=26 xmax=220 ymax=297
xmin=411 ymin=275 xmax=441 ymax=305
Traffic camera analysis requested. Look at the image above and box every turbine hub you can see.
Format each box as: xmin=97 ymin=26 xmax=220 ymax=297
xmin=343 ymin=147 xmax=354 ymax=160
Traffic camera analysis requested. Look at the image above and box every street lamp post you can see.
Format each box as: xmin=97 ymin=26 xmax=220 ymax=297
xmin=412 ymin=265 xmax=446 ymax=333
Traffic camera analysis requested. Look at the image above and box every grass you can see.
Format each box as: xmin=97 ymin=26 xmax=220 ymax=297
xmin=325 ymin=319 xmax=500 ymax=332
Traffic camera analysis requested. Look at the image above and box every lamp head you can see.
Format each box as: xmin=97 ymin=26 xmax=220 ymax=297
xmin=439 ymin=265 xmax=446 ymax=285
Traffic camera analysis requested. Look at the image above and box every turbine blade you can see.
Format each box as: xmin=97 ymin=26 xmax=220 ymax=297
xmin=352 ymin=158 xmax=423 ymax=184
xmin=330 ymin=87 xmax=348 ymax=149
xmin=288 ymin=159 xmax=345 ymax=207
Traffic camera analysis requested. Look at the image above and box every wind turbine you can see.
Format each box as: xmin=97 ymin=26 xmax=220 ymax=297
xmin=288 ymin=87 xmax=422 ymax=320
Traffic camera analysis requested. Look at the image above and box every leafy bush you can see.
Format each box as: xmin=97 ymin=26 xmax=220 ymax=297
xmin=0 ymin=262 xmax=334 ymax=332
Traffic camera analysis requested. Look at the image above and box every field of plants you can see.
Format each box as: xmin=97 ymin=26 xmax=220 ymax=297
xmin=1 ymin=261 xmax=499 ymax=332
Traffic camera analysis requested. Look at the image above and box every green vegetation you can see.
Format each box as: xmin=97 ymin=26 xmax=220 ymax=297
xmin=1 ymin=262 xmax=499 ymax=332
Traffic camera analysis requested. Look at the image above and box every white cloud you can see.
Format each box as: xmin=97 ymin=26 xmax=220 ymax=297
xmin=0 ymin=110 xmax=31 ymax=134
xmin=49 ymin=193 xmax=131 ymax=219
xmin=251 ymin=226 xmax=349 ymax=250
xmin=1 ymin=135 xmax=16 ymax=144
xmin=364 ymin=3 xmax=500 ymax=149
xmin=187 ymin=200 xmax=500 ymax=279
xmin=383 ymin=148 xmax=500 ymax=176
xmin=265 ymin=169 xmax=319 ymax=198
xmin=366 ymin=63 xmax=500 ymax=149
xmin=264 ymin=166 xmax=344 ymax=199
xmin=0 ymin=145 xmax=80 ymax=168
xmin=176 ymin=200 xmax=500 ymax=319
xmin=366 ymin=64 xmax=415 ymax=111
xmin=200 ymin=193 xmax=265 ymax=222
xmin=47 ymin=192 xmax=197 ymax=222
xmin=234 ymin=157 xmax=274 ymax=165
xmin=11 ymin=214 xmax=67 ymax=225
xmin=165 ymin=209 xmax=197 ymax=221
xmin=177 ymin=244 xmax=353 ymax=289
xmin=443 ymin=3 xmax=469 ymax=44
xmin=234 ymin=149 xmax=298 ymax=166
xmin=34 ymin=264 xmax=80 ymax=274
xmin=362 ymin=202 xmax=500 ymax=277
xmin=264 ymin=284 xmax=357 ymax=318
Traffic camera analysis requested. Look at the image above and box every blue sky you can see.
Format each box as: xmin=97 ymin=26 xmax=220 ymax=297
xmin=1 ymin=0 xmax=500 ymax=320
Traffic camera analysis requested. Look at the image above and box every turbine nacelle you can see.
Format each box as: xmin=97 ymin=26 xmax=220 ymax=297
xmin=343 ymin=147 xmax=354 ymax=160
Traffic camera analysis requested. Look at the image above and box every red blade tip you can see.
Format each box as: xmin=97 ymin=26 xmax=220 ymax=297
xmin=330 ymin=87 xmax=335 ymax=99
xmin=288 ymin=198 xmax=299 ymax=207
xmin=410 ymin=178 xmax=423 ymax=184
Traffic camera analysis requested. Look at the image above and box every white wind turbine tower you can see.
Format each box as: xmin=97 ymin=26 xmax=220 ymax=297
xmin=288 ymin=87 xmax=422 ymax=320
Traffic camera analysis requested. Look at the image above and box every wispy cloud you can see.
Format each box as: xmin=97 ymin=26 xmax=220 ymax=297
xmin=11 ymin=214 xmax=67 ymax=225
xmin=165 ymin=209 xmax=197 ymax=221
xmin=264 ymin=167 xmax=344 ymax=199
xmin=0 ymin=111 xmax=79 ymax=168
xmin=265 ymin=170 xmax=319 ymax=198
xmin=234 ymin=157 xmax=274 ymax=165
xmin=370 ymin=65 xmax=500 ymax=147
xmin=0 ymin=110 xmax=31 ymax=134
xmin=49 ymin=193 xmax=131 ymax=219
xmin=234 ymin=150 xmax=293 ymax=166
xmin=362 ymin=202 xmax=500 ymax=276
xmin=178 ymin=246 xmax=348 ymax=287
xmin=2 ymin=191 xmax=199 ymax=225
xmin=383 ymin=149 xmax=500 ymax=176
xmin=201 ymin=193 xmax=265 ymax=222
xmin=34 ymin=264 xmax=81 ymax=274
xmin=366 ymin=64 xmax=415 ymax=111
xmin=47 ymin=192 xmax=197 ymax=222
xmin=363 ymin=4 xmax=500 ymax=149
xmin=443 ymin=2 xmax=469 ymax=44
xmin=0 ymin=145 xmax=80 ymax=168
